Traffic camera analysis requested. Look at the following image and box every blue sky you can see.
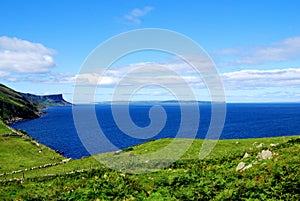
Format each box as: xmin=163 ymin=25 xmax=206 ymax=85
xmin=0 ymin=0 xmax=300 ymax=102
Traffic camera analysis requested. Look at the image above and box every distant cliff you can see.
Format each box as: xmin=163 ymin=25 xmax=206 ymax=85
xmin=0 ymin=83 xmax=72 ymax=123
xmin=21 ymin=93 xmax=72 ymax=107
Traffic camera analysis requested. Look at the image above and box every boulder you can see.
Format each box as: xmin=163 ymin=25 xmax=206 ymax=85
xmin=256 ymin=143 xmax=264 ymax=148
xmin=236 ymin=162 xmax=245 ymax=171
xmin=62 ymin=158 xmax=72 ymax=163
xmin=243 ymin=163 xmax=252 ymax=171
xmin=257 ymin=150 xmax=272 ymax=160
xmin=270 ymin=143 xmax=278 ymax=147
xmin=114 ymin=150 xmax=122 ymax=155
xmin=243 ymin=152 xmax=250 ymax=158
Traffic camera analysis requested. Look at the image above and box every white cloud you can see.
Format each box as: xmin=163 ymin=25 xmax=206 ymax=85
xmin=0 ymin=71 xmax=76 ymax=84
xmin=75 ymin=62 xmax=300 ymax=97
xmin=0 ymin=70 xmax=10 ymax=77
xmin=75 ymin=73 xmax=118 ymax=86
xmin=74 ymin=60 xmax=207 ymax=88
xmin=214 ymin=48 xmax=240 ymax=55
xmin=215 ymin=36 xmax=300 ymax=66
xmin=123 ymin=6 xmax=153 ymax=25
xmin=222 ymin=68 xmax=300 ymax=88
xmin=72 ymin=58 xmax=300 ymax=102
xmin=0 ymin=36 xmax=57 ymax=73
xmin=0 ymin=36 xmax=73 ymax=84
xmin=27 ymin=72 xmax=76 ymax=84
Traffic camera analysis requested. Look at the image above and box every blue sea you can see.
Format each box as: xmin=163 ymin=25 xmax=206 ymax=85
xmin=10 ymin=103 xmax=300 ymax=159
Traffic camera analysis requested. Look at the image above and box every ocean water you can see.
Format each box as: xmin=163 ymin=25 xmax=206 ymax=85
xmin=10 ymin=103 xmax=300 ymax=159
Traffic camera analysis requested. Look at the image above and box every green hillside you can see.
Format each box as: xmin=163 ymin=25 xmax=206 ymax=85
xmin=22 ymin=93 xmax=72 ymax=106
xmin=0 ymin=136 xmax=299 ymax=200
xmin=0 ymin=83 xmax=72 ymax=123
xmin=0 ymin=84 xmax=40 ymax=123
xmin=0 ymin=118 xmax=65 ymax=180
xmin=0 ymin=84 xmax=66 ymax=185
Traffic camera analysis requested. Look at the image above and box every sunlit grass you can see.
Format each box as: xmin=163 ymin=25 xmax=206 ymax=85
xmin=0 ymin=119 xmax=11 ymax=134
xmin=0 ymin=121 xmax=64 ymax=173
xmin=1 ymin=136 xmax=299 ymax=200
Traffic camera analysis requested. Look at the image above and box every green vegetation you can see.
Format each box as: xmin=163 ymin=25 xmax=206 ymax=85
xmin=0 ymin=118 xmax=12 ymax=134
xmin=0 ymin=84 xmax=40 ymax=122
xmin=0 ymin=135 xmax=64 ymax=174
xmin=0 ymin=119 xmax=65 ymax=174
xmin=1 ymin=135 xmax=299 ymax=200
xmin=0 ymin=84 xmax=71 ymax=123
xmin=21 ymin=93 xmax=72 ymax=107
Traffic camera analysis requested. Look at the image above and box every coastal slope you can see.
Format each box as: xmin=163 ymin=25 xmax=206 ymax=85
xmin=0 ymin=84 xmax=40 ymax=123
xmin=0 ymin=83 xmax=71 ymax=123
xmin=21 ymin=93 xmax=72 ymax=107
xmin=0 ymin=83 xmax=66 ymax=174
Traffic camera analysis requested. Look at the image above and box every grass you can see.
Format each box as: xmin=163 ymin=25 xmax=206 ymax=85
xmin=0 ymin=84 xmax=26 ymax=108
xmin=0 ymin=119 xmax=65 ymax=174
xmin=2 ymin=136 xmax=298 ymax=178
xmin=94 ymin=136 xmax=299 ymax=173
xmin=127 ymin=136 xmax=293 ymax=159
xmin=0 ymin=119 xmax=12 ymax=134
xmin=0 ymin=132 xmax=299 ymax=200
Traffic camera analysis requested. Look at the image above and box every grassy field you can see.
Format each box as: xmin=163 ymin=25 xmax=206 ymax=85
xmin=0 ymin=125 xmax=299 ymax=200
xmin=0 ymin=118 xmax=12 ymax=134
xmin=0 ymin=119 xmax=65 ymax=174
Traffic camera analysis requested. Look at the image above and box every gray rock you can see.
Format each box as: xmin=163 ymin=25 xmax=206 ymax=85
xmin=257 ymin=149 xmax=272 ymax=160
xmin=256 ymin=143 xmax=264 ymax=148
xmin=236 ymin=162 xmax=245 ymax=171
xmin=62 ymin=158 xmax=72 ymax=163
xmin=114 ymin=150 xmax=122 ymax=155
xmin=243 ymin=163 xmax=253 ymax=171
xmin=243 ymin=152 xmax=250 ymax=158
xmin=270 ymin=143 xmax=278 ymax=147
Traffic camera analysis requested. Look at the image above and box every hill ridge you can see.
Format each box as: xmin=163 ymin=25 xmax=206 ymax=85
xmin=21 ymin=93 xmax=72 ymax=107
xmin=0 ymin=83 xmax=71 ymax=123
